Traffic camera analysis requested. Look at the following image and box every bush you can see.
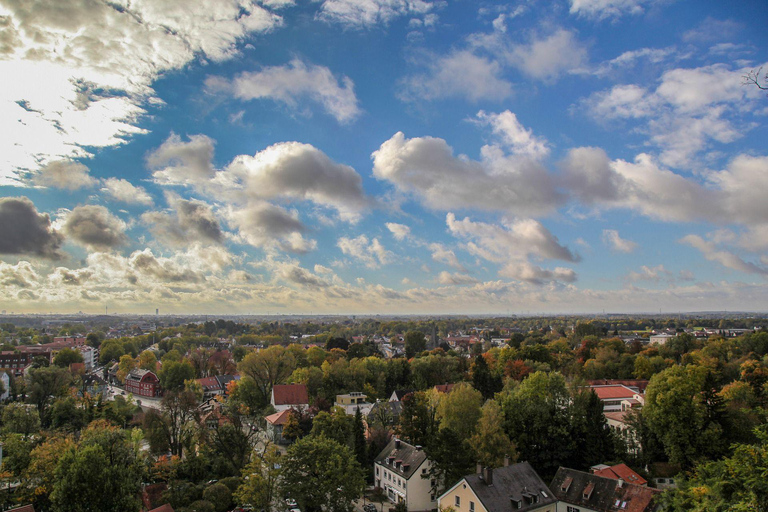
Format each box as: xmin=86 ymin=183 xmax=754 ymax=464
xmin=218 ymin=476 xmax=242 ymax=494
xmin=187 ymin=500 xmax=216 ymax=512
xmin=202 ymin=483 xmax=232 ymax=512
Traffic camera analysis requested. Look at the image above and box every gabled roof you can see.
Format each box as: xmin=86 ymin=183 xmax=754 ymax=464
xmin=265 ymin=409 xmax=293 ymax=426
xmin=462 ymin=462 xmax=556 ymax=512
xmin=126 ymin=369 xmax=158 ymax=382
xmin=550 ymin=467 xmax=660 ymax=512
xmin=148 ymin=504 xmax=175 ymax=512
xmin=8 ymin=505 xmax=35 ymax=512
xmin=367 ymin=400 xmax=403 ymax=421
xmin=593 ymin=464 xmax=647 ymax=486
xmin=374 ymin=438 xmax=428 ymax=480
xmin=272 ymin=384 xmax=309 ymax=406
xmin=197 ymin=377 xmax=222 ymax=392
xmin=390 ymin=389 xmax=414 ymax=401
xmin=434 ymin=383 xmax=455 ymax=393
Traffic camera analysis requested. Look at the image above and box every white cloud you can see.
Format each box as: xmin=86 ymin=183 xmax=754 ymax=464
xmin=101 ymin=178 xmax=153 ymax=206
xmin=474 ymin=110 xmax=549 ymax=159
xmin=226 ymin=202 xmax=316 ymax=254
xmin=317 ymin=0 xmax=439 ymax=28
xmin=386 ymin=222 xmax=411 ymax=241
xmin=206 ymin=59 xmax=361 ymax=123
xmin=0 ymin=0 xmax=282 ymax=182
xmin=337 ymin=235 xmax=393 ymax=268
xmin=399 ymin=50 xmax=513 ymax=102
xmin=429 ymin=243 xmax=466 ymax=271
xmin=602 ymin=229 xmax=639 ymax=253
xmin=33 ymin=161 xmax=98 ymax=190
xmin=372 ymin=131 xmax=561 ymax=216
xmin=626 ymin=264 xmax=672 ymax=282
xmin=499 ymin=262 xmax=577 ymax=285
xmin=59 ymin=205 xmax=128 ymax=251
xmin=149 ymin=134 xmax=217 ymax=187
xmin=142 ymin=194 xmax=224 ymax=247
xmin=569 ymin=0 xmax=652 ymax=19
xmin=437 ymin=271 xmax=478 ymax=286
xmin=507 ymin=29 xmax=588 ymax=81
xmin=680 ymin=234 xmax=768 ymax=277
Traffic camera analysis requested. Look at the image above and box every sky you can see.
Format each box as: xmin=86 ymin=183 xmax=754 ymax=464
xmin=1 ymin=0 xmax=768 ymax=315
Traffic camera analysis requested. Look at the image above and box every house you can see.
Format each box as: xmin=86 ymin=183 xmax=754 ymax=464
xmin=197 ymin=377 xmax=224 ymax=399
xmin=550 ymin=467 xmax=661 ymax=512
xmin=590 ymin=464 xmax=647 ymax=487
xmin=271 ymin=384 xmax=309 ymax=412
xmin=588 ymin=380 xmax=649 ymax=394
xmin=439 ymin=461 xmax=556 ymax=512
xmin=367 ymin=400 xmax=403 ymax=429
xmin=265 ymin=409 xmax=293 ymax=444
xmin=434 ymin=383 xmax=455 ymax=394
xmin=335 ymin=392 xmax=373 ymax=415
xmin=649 ymin=334 xmax=675 ymax=345
xmin=125 ymin=369 xmax=161 ymax=398
xmin=589 ymin=385 xmax=643 ymax=412
xmin=389 ymin=389 xmax=414 ymax=402
xmin=374 ymin=438 xmax=435 ymax=511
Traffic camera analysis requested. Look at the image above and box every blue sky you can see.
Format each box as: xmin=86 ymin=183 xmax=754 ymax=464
xmin=1 ymin=0 xmax=768 ymax=315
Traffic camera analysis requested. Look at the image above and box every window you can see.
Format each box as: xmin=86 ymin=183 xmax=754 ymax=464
xmin=375 ymin=468 xmax=379 ymax=476
xmin=455 ymin=496 xmax=460 ymax=507
xmin=567 ymin=507 xmax=581 ymax=512
xmin=470 ymin=501 xmax=475 ymax=512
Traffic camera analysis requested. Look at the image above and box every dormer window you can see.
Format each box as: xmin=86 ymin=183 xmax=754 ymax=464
xmin=561 ymin=477 xmax=573 ymax=493
xmin=583 ymin=482 xmax=595 ymax=500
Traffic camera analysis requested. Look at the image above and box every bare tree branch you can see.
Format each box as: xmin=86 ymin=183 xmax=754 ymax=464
xmin=743 ymin=66 xmax=768 ymax=92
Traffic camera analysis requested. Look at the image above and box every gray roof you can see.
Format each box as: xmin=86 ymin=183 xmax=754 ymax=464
xmin=374 ymin=438 xmax=428 ymax=480
xmin=126 ymin=369 xmax=156 ymax=382
xmin=550 ymin=467 xmax=661 ymax=512
xmin=463 ymin=462 xmax=557 ymax=512
xmin=367 ymin=401 xmax=403 ymax=422
xmin=390 ymin=389 xmax=414 ymax=401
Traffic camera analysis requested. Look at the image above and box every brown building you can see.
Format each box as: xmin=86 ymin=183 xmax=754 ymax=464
xmin=125 ymin=369 xmax=161 ymax=397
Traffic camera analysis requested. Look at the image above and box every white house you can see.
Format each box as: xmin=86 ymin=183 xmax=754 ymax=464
xmin=374 ymin=438 xmax=435 ymax=512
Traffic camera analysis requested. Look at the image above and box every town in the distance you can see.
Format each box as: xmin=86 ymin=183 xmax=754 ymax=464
xmin=0 ymin=312 xmax=763 ymax=512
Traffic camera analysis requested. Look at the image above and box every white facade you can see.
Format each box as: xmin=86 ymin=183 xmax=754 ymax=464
xmin=77 ymin=345 xmax=96 ymax=370
xmin=649 ymin=334 xmax=675 ymax=345
xmin=0 ymin=372 xmax=9 ymax=400
xmin=375 ymin=458 xmax=435 ymax=512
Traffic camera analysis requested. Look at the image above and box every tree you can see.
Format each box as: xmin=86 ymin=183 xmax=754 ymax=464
xmin=311 ymin=406 xmax=354 ymax=447
xmin=436 ymin=382 xmax=483 ymax=440
xmin=471 ymin=354 xmax=502 ymax=399
xmin=282 ymin=410 xmax=303 ymax=443
xmin=2 ymin=402 xmax=41 ymax=439
xmin=280 ymin=435 xmax=365 ymax=512
xmin=50 ymin=420 xmax=144 ymax=512
xmin=159 ymin=360 xmax=196 ymax=392
xmin=405 ymin=331 xmax=426 ymax=358
xmin=203 ymin=482 xmax=233 ymax=512
xmin=397 ymin=391 xmax=438 ymax=448
xmin=26 ymin=366 xmax=72 ymax=427
xmin=234 ymin=445 xmax=283 ymax=511
xmin=469 ymin=400 xmax=517 ymax=468
xmin=99 ymin=340 xmax=124 ymax=364
xmin=238 ymin=346 xmax=296 ymax=407
xmin=117 ymin=353 xmax=137 ymax=383
xmin=143 ymin=390 xmax=200 ymax=457
xmin=743 ymin=66 xmax=768 ymax=94
xmin=138 ymin=350 xmax=158 ymax=371
xmin=53 ymin=347 xmax=84 ymax=368
xmin=326 ymin=337 xmax=349 ymax=351
xmin=86 ymin=332 xmax=102 ymax=348
xmin=353 ymin=408 xmax=367 ymax=467
xmin=643 ymin=365 xmax=731 ymax=469
xmin=18 ymin=434 xmax=76 ymax=511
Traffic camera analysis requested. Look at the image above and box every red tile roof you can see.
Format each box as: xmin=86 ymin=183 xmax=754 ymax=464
xmin=265 ymin=409 xmax=293 ymax=426
xmin=272 ymin=384 xmax=309 ymax=406
xmin=434 ymin=383 xmax=455 ymax=393
xmin=590 ymin=385 xmax=638 ymax=400
xmin=594 ymin=463 xmax=647 ymax=486
xmin=604 ymin=411 xmax=629 ymax=423
xmin=148 ymin=505 xmax=175 ymax=512
xmin=8 ymin=506 xmax=35 ymax=512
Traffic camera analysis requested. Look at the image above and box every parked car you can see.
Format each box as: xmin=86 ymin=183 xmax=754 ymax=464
xmin=285 ymin=498 xmax=298 ymax=508
xmin=364 ymin=505 xmax=377 ymax=512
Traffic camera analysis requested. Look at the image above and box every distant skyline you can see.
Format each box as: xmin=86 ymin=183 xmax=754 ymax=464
xmin=1 ymin=0 xmax=768 ymax=315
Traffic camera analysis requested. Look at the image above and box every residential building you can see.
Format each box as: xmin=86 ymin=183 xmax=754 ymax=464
xmin=589 ymin=385 xmax=643 ymax=412
xmin=335 ymin=391 xmax=373 ymax=415
xmin=0 ymin=351 xmax=36 ymax=377
xmin=590 ymin=464 xmax=646 ymax=487
xmin=367 ymin=400 xmax=403 ymax=430
xmin=434 ymin=383 xmax=455 ymax=394
xmin=125 ymin=369 xmax=161 ymax=398
xmin=649 ymin=334 xmax=675 ymax=345
xmin=77 ymin=345 xmax=96 ymax=370
xmin=550 ymin=467 xmax=661 ymax=512
xmin=374 ymin=438 xmax=435 ymax=511
xmin=53 ymin=336 xmax=86 ymax=345
xmin=271 ymin=384 xmax=309 ymax=412
xmin=438 ymin=461 xmax=556 ymax=512
xmin=389 ymin=389 xmax=414 ymax=402
xmin=265 ymin=409 xmax=293 ymax=444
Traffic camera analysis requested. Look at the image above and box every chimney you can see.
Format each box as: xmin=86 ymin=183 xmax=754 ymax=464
xmin=477 ymin=463 xmax=483 ymax=475
xmin=482 ymin=467 xmax=493 ymax=486
xmin=504 ymin=455 xmax=511 ymax=467
xmin=415 ymin=445 xmax=422 ymax=451
xmin=395 ymin=439 xmax=401 ymax=449
xmin=617 ymin=478 xmax=624 ymax=488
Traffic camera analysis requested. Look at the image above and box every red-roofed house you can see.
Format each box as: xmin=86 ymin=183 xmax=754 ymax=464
xmin=434 ymin=383 xmax=455 ymax=394
xmin=592 ymin=463 xmax=647 ymax=486
xmin=265 ymin=409 xmax=293 ymax=444
xmin=590 ymin=385 xmax=644 ymax=412
xmin=148 ymin=504 xmax=175 ymax=512
xmin=271 ymin=384 xmax=309 ymax=412
xmin=125 ymin=369 xmax=161 ymax=398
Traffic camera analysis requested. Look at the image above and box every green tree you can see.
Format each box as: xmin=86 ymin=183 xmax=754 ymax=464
xmin=86 ymin=332 xmax=103 ymax=348
xmin=282 ymin=411 xmax=303 ymax=443
xmin=138 ymin=350 xmax=158 ymax=371
xmin=280 ymin=435 xmax=365 ymax=512
xmin=311 ymin=406 xmax=354 ymax=447
xmin=26 ymin=366 xmax=72 ymax=427
xmin=51 ymin=420 xmax=144 ymax=512
xmin=235 ymin=445 xmax=282 ymax=511
xmin=99 ymin=340 xmax=124 ymax=364
xmin=469 ymin=400 xmax=517 ymax=468
xmin=238 ymin=345 xmax=296 ymax=407
xmin=436 ymin=382 xmax=483 ymax=440
xmin=143 ymin=390 xmax=199 ymax=457
xmin=1 ymin=402 xmax=41 ymax=439
xmin=471 ymin=354 xmax=502 ymax=399
xmin=53 ymin=347 xmax=84 ymax=368
xmin=203 ymin=482 xmax=233 ymax=512
xmin=159 ymin=360 xmax=196 ymax=392
xmin=405 ymin=331 xmax=426 ymax=359
xmin=353 ymin=408 xmax=367 ymax=467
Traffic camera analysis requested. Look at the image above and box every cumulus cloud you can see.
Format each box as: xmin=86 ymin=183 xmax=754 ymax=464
xmin=0 ymin=197 xmax=63 ymax=258
xmin=680 ymin=234 xmax=768 ymax=277
xmin=437 ymin=271 xmax=478 ymax=286
xmin=101 ymin=178 xmax=153 ymax=206
xmin=317 ymin=0 xmax=438 ymax=28
xmin=0 ymin=0 xmax=282 ymax=182
xmin=602 ymin=229 xmax=639 ymax=253
xmin=206 ymin=59 xmax=360 ymax=123
xmin=273 ymin=262 xmax=331 ymax=288
xmin=386 ymin=222 xmax=411 ymax=241
xmin=569 ymin=0 xmax=653 ymax=19
xmin=626 ymin=264 xmax=672 ymax=282
xmin=474 ymin=110 xmax=549 ymax=159
xmin=60 ymin=205 xmax=128 ymax=251
xmin=429 ymin=243 xmax=466 ymax=271
xmin=337 ymin=235 xmax=393 ymax=268
xmin=372 ymin=131 xmax=561 ymax=217
xmin=507 ymin=29 xmax=588 ymax=81
xmin=399 ymin=50 xmax=513 ymax=102
xmin=149 ymin=134 xmax=217 ymax=187
xmin=33 ymin=161 xmax=98 ymax=190
xmin=142 ymin=195 xmax=224 ymax=247
xmin=499 ymin=262 xmax=577 ymax=285
xmin=221 ymin=141 xmax=369 ymax=221
xmin=0 ymin=261 xmax=40 ymax=288
xmin=447 ymin=213 xmax=579 ymax=264
xmin=227 ymin=202 xmax=315 ymax=253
